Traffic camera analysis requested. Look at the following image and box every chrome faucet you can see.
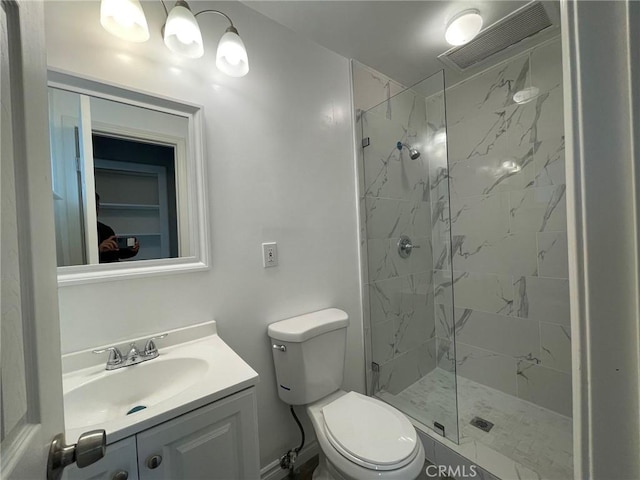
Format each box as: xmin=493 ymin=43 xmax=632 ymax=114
xmin=93 ymin=334 xmax=168 ymax=370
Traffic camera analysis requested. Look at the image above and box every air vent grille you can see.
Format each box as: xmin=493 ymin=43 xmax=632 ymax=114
xmin=439 ymin=1 xmax=554 ymax=71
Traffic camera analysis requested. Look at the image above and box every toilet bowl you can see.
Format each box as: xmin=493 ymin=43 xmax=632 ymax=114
xmin=307 ymin=390 xmax=425 ymax=480
xmin=268 ymin=308 xmax=425 ymax=480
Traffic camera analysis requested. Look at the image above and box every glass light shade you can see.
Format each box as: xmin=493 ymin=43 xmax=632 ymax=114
xmin=445 ymin=10 xmax=483 ymax=46
xmin=164 ymin=4 xmax=204 ymax=58
xmin=216 ymin=28 xmax=249 ymax=77
xmin=100 ymin=0 xmax=149 ymax=42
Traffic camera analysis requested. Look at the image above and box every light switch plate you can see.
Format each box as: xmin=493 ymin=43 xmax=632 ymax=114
xmin=262 ymin=242 xmax=278 ymax=268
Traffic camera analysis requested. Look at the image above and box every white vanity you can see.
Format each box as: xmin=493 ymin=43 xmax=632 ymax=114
xmin=60 ymin=322 xmax=259 ymax=480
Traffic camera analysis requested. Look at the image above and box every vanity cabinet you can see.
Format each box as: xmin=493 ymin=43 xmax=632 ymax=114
xmin=137 ymin=388 xmax=259 ymax=480
xmin=63 ymin=388 xmax=259 ymax=480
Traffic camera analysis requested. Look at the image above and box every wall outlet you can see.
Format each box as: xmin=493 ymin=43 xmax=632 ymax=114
xmin=262 ymin=242 xmax=278 ymax=268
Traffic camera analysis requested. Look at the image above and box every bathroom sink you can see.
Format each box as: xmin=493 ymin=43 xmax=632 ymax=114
xmin=62 ymin=322 xmax=259 ymax=444
xmin=64 ymin=357 xmax=209 ymax=430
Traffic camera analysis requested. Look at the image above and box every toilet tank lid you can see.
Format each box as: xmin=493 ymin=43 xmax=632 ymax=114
xmin=268 ymin=308 xmax=349 ymax=342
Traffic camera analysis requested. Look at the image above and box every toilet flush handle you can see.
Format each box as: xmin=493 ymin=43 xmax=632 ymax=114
xmin=272 ymin=344 xmax=286 ymax=352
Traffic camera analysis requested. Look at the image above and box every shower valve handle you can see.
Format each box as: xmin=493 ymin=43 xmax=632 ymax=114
xmin=398 ymin=235 xmax=420 ymax=258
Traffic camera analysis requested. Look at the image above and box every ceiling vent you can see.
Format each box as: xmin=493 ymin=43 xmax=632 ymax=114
xmin=438 ymin=1 xmax=558 ymax=72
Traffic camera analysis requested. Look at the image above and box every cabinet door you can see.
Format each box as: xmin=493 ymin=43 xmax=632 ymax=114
xmin=137 ymin=388 xmax=260 ymax=480
xmin=62 ymin=436 xmax=139 ymax=480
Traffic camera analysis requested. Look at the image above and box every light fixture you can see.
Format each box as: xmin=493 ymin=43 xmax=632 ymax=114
xmin=162 ymin=2 xmax=250 ymax=77
xmin=445 ymin=9 xmax=483 ymax=46
xmin=216 ymin=26 xmax=249 ymax=77
xmin=163 ymin=1 xmax=204 ymax=58
xmin=100 ymin=0 xmax=150 ymax=43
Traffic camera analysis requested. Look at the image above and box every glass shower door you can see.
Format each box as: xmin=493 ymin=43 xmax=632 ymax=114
xmin=361 ymin=70 xmax=458 ymax=442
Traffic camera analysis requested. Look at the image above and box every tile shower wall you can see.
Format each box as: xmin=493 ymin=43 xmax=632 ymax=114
xmin=353 ymin=62 xmax=437 ymax=395
xmin=436 ymin=38 xmax=571 ymax=417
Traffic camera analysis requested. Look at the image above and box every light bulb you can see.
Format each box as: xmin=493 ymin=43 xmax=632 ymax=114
xmin=216 ymin=28 xmax=249 ymax=77
xmin=100 ymin=0 xmax=149 ymax=42
xmin=176 ymin=25 xmax=196 ymax=45
xmin=114 ymin=10 xmax=134 ymax=27
xmin=164 ymin=3 xmax=204 ymax=58
xmin=222 ymin=45 xmax=244 ymax=65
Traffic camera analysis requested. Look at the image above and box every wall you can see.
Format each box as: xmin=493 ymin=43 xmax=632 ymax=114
xmin=44 ymin=0 xmax=363 ymax=469
xmin=439 ymin=38 xmax=571 ymax=417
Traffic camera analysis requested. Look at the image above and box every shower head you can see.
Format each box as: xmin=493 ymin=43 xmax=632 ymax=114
xmin=396 ymin=141 xmax=421 ymax=160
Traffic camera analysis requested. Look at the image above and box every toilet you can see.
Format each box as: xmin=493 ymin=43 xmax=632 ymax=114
xmin=268 ymin=308 xmax=425 ymax=480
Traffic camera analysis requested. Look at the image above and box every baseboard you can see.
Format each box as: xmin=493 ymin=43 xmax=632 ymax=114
xmin=260 ymin=441 xmax=319 ymax=480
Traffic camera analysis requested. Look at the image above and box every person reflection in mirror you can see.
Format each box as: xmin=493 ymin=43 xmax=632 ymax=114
xmin=96 ymin=193 xmax=140 ymax=263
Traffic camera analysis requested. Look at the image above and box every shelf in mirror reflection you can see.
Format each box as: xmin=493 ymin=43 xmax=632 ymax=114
xmin=100 ymin=203 xmax=161 ymax=210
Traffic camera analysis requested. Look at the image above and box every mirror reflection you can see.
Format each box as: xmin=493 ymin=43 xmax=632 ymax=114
xmin=49 ymin=86 xmax=189 ymax=267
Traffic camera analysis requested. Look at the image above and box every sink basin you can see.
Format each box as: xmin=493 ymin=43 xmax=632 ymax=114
xmin=61 ymin=324 xmax=259 ymax=445
xmin=64 ymin=357 xmax=208 ymax=430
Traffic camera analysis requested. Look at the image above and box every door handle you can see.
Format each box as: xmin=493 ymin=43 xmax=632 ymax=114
xmin=47 ymin=429 xmax=106 ymax=480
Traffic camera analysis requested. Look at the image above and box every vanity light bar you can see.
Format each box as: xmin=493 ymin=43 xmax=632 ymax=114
xmin=99 ymin=0 xmax=249 ymax=77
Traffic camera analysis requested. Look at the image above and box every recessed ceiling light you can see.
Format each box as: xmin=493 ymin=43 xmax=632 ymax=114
xmin=445 ymin=10 xmax=483 ymax=46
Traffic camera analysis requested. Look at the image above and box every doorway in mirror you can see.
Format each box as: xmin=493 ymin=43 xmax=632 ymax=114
xmin=93 ymin=134 xmax=178 ymax=262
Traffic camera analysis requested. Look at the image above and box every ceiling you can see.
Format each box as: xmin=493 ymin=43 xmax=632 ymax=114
xmin=241 ymin=1 xmax=547 ymax=87
xmin=44 ymin=1 xmax=559 ymax=90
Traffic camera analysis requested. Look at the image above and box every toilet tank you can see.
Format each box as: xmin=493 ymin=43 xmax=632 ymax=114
xmin=268 ymin=308 xmax=349 ymax=405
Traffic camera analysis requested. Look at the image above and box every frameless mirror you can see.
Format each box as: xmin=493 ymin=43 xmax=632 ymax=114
xmin=49 ymin=71 xmax=208 ymax=285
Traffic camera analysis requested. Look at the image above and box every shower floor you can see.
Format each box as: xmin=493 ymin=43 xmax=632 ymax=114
xmin=379 ymin=368 xmax=573 ymax=480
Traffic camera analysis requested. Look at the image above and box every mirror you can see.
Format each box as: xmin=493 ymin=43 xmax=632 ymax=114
xmin=49 ymin=71 xmax=208 ymax=285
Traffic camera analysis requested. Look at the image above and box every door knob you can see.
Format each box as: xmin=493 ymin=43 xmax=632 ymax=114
xmin=112 ymin=471 xmax=129 ymax=480
xmin=47 ymin=430 xmax=106 ymax=480
xmin=146 ymin=454 xmax=163 ymax=469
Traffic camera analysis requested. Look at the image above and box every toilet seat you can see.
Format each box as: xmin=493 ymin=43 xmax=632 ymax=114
xmin=322 ymin=391 xmax=420 ymax=471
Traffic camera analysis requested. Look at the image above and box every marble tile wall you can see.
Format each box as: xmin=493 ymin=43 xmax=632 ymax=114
xmin=437 ymin=38 xmax=572 ymax=417
xmin=353 ymin=61 xmax=440 ymax=396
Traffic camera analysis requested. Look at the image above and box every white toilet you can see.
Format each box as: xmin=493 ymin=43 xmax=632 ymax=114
xmin=268 ymin=308 xmax=425 ymax=480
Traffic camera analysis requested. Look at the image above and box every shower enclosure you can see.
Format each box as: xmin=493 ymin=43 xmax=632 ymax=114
xmin=359 ymin=70 xmax=460 ymax=443
xmin=359 ymin=37 xmax=572 ymax=480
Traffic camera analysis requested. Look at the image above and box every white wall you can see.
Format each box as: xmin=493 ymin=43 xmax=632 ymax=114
xmin=45 ymin=0 xmax=364 ymax=469
xmin=562 ymin=1 xmax=640 ymax=477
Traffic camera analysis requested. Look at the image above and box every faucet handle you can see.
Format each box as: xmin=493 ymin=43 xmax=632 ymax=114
xmin=92 ymin=347 xmax=123 ymax=368
xmin=144 ymin=334 xmax=168 ymax=356
xmin=127 ymin=343 xmax=141 ymax=360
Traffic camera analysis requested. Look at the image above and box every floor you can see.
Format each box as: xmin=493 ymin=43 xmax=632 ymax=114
xmin=288 ymin=455 xmax=318 ymax=480
xmin=292 ymin=455 xmax=451 ymax=480
xmin=381 ymin=368 xmax=574 ymax=480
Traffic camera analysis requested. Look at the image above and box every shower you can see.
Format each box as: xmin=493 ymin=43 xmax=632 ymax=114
xmin=396 ymin=141 xmax=421 ymax=160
